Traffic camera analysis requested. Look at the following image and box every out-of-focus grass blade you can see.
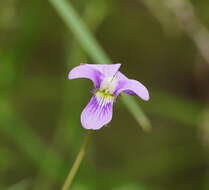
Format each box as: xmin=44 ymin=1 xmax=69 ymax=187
xmin=48 ymin=0 xmax=151 ymax=131
xmin=140 ymin=0 xmax=178 ymax=35
xmin=48 ymin=0 xmax=111 ymax=65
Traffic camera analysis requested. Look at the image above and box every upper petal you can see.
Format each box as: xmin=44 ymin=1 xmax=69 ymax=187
xmin=88 ymin=64 xmax=121 ymax=77
xmin=81 ymin=95 xmax=114 ymax=130
xmin=68 ymin=64 xmax=102 ymax=88
xmin=115 ymin=79 xmax=150 ymax=101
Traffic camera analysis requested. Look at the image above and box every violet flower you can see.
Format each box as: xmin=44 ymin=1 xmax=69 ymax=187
xmin=68 ymin=64 xmax=149 ymax=130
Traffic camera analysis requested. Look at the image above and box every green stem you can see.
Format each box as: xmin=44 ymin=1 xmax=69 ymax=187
xmin=62 ymin=130 xmax=94 ymax=190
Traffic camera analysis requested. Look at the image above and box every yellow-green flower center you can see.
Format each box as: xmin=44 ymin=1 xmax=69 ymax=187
xmin=96 ymin=90 xmax=115 ymax=99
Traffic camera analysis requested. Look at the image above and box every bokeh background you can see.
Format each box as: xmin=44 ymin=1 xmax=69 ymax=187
xmin=1 ymin=0 xmax=209 ymax=189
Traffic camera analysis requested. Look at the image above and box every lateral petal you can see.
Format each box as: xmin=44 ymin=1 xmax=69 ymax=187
xmin=115 ymin=79 xmax=149 ymax=101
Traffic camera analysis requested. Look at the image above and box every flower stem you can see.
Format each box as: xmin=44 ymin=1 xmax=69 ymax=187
xmin=62 ymin=130 xmax=94 ymax=190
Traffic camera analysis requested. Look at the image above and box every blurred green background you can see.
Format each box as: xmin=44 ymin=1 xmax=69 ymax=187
xmin=1 ymin=0 xmax=209 ymax=189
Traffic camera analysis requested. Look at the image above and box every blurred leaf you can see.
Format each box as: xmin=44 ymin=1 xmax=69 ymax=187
xmin=6 ymin=180 xmax=30 ymax=190
xmin=71 ymin=184 xmax=91 ymax=190
xmin=0 ymin=98 xmax=66 ymax=181
xmin=0 ymin=53 xmax=16 ymax=88
xmin=114 ymin=183 xmax=152 ymax=190
xmin=143 ymin=90 xmax=203 ymax=126
xmin=0 ymin=147 xmax=15 ymax=172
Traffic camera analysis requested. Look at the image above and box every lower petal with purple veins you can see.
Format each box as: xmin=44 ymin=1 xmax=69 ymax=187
xmin=81 ymin=93 xmax=114 ymax=130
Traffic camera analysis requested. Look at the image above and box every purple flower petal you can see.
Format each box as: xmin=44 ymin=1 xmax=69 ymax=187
xmin=115 ymin=79 xmax=149 ymax=101
xmin=68 ymin=64 xmax=102 ymax=88
xmin=81 ymin=95 xmax=114 ymax=130
xmin=88 ymin=64 xmax=121 ymax=77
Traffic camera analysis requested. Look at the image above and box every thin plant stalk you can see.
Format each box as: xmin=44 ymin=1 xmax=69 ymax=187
xmin=62 ymin=130 xmax=94 ymax=190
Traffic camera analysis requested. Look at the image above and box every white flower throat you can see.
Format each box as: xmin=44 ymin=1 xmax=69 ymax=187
xmin=99 ymin=76 xmax=117 ymax=94
xmin=95 ymin=76 xmax=117 ymax=104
